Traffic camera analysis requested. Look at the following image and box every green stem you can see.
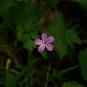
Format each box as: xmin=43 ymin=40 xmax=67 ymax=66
xmin=45 ymin=62 xmax=51 ymax=87
xmin=27 ymin=50 xmax=32 ymax=87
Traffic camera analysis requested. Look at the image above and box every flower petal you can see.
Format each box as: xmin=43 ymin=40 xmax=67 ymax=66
xmin=41 ymin=33 xmax=47 ymax=41
xmin=34 ymin=39 xmax=42 ymax=45
xmin=46 ymin=36 xmax=54 ymax=43
xmin=46 ymin=44 xmax=53 ymax=51
xmin=38 ymin=44 xmax=45 ymax=52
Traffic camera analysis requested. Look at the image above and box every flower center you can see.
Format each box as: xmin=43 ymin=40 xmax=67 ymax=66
xmin=42 ymin=41 xmax=47 ymax=45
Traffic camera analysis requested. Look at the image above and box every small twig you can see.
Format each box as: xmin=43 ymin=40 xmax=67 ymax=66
xmin=45 ymin=62 xmax=51 ymax=87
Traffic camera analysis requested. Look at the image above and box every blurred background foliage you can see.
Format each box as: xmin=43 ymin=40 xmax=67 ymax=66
xmin=0 ymin=0 xmax=87 ymax=87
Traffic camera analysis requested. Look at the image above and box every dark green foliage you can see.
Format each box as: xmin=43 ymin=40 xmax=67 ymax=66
xmin=16 ymin=17 xmax=41 ymax=50
xmin=50 ymin=13 xmax=81 ymax=59
xmin=0 ymin=0 xmax=87 ymax=87
xmin=79 ymin=48 xmax=87 ymax=81
xmin=62 ymin=82 xmax=83 ymax=87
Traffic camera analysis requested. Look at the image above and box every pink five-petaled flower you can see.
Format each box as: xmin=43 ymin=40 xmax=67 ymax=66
xmin=34 ymin=33 xmax=54 ymax=52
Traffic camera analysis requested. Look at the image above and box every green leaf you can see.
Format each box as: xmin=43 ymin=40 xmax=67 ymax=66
xmin=57 ymin=65 xmax=78 ymax=76
xmin=65 ymin=29 xmax=81 ymax=44
xmin=20 ymin=77 xmax=27 ymax=86
xmin=71 ymin=0 xmax=87 ymax=5
xmin=0 ymin=0 xmax=13 ymax=15
xmin=69 ymin=24 xmax=79 ymax=31
xmin=23 ymin=38 xmax=36 ymax=50
xmin=3 ymin=1 xmax=33 ymax=27
xmin=21 ymin=33 xmax=30 ymax=42
xmin=50 ymin=0 xmax=59 ymax=8
xmin=71 ymin=0 xmax=87 ymax=10
xmin=23 ymin=17 xmax=38 ymax=30
xmin=5 ymin=66 xmax=29 ymax=87
xmin=31 ymin=32 xmax=39 ymax=39
xmin=16 ymin=25 xmax=30 ymax=42
xmin=16 ymin=25 xmax=24 ymax=40
xmin=50 ymin=13 xmax=67 ymax=59
xmin=53 ymin=13 xmax=66 ymax=35
xmin=5 ymin=75 xmax=14 ymax=87
xmin=57 ymin=38 xmax=68 ymax=59
xmin=40 ymin=49 xmax=47 ymax=59
xmin=53 ymin=65 xmax=78 ymax=77
xmin=62 ymin=82 xmax=84 ymax=87
xmin=16 ymin=16 xmax=41 ymax=51
xmin=81 ymin=40 xmax=87 ymax=44
xmin=53 ymin=71 xmax=58 ymax=77
xmin=5 ymin=58 xmax=37 ymax=87
xmin=15 ymin=2 xmax=41 ymax=25
xmin=78 ymin=48 xmax=87 ymax=81
xmin=15 ymin=3 xmax=42 ymax=25
xmin=50 ymin=13 xmax=81 ymax=59
xmin=31 ymin=22 xmax=42 ymax=32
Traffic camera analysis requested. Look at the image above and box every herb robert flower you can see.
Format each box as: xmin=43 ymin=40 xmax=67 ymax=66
xmin=34 ymin=33 xmax=54 ymax=52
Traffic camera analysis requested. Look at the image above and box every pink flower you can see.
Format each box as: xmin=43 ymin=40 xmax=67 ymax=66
xmin=34 ymin=33 xmax=54 ymax=52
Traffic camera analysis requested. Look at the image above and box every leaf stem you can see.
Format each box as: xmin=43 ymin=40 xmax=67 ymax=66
xmin=45 ymin=62 xmax=51 ymax=87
